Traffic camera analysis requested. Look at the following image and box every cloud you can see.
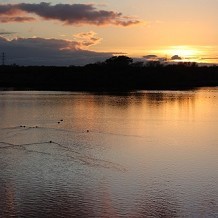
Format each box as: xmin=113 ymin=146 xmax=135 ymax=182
xmin=143 ymin=55 xmax=158 ymax=60
xmin=0 ymin=30 xmax=16 ymax=35
xmin=112 ymin=52 xmax=127 ymax=55
xmin=0 ymin=2 xmax=141 ymax=26
xmin=143 ymin=54 xmax=167 ymax=62
xmin=0 ymin=16 xmax=35 ymax=23
xmin=201 ymin=57 xmax=218 ymax=60
xmin=73 ymin=31 xmax=102 ymax=48
xmin=0 ymin=35 xmax=112 ymax=66
xmin=171 ymin=55 xmax=182 ymax=60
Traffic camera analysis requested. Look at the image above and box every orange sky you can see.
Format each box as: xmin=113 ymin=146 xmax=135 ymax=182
xmin=0 ymin=0 xmax=217 ymax=65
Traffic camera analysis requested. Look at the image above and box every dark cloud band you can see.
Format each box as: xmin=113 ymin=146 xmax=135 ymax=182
xmin=0 ymin=2 xmax=141 ymax=26
xmin=0 ymin=36 xmax=112 ymax=66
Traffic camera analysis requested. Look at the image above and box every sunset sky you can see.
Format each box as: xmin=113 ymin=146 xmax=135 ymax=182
xmin=0 ymin=0 xmax=218 ymax=65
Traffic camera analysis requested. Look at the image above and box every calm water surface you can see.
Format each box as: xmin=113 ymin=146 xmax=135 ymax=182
xmin=0 ymin=89 xmax=218 ymax=217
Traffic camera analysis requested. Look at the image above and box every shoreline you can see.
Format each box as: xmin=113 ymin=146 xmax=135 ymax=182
xmin=1 ymin=64 xmax=218 ymax=92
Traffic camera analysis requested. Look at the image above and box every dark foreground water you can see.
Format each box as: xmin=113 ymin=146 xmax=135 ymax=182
xmin=0 ymin=89 xmax=218 ymax=217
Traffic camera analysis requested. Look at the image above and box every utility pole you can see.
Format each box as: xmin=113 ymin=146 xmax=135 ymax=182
xmin=2 ymin=52 xmax=5 ymax=66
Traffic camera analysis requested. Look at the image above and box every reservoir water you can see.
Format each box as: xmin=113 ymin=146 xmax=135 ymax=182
xmin=0 ymin=88 xmax=218 ymax=217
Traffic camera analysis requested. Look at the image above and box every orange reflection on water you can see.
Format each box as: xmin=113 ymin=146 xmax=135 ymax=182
xmin=2 ymin=183 xmax=17 ymax=217
xmin=0 ymin=89 xmax=217 ymax=217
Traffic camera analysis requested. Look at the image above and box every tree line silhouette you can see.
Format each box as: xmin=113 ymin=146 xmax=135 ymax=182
xmin=0 ymin=56 xmax=218 ymax=91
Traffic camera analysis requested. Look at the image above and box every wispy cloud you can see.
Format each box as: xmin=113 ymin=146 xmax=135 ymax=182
xmin=143 ymin=55 xmax=158 ymax=60
xmin=73 ymin=31 xmax=102 ymax=48
xmin=0 ymin=16 xmax=35 ymax=23
xmin=201 ymin=57 xmax=218 ymax=60
xmin=143 ymin=54 xmax=167 ymax=62
xmin=0 ymin=30 xmax=16 ymax=35
xmin=0 ymin=2 xmax=141 ymax=26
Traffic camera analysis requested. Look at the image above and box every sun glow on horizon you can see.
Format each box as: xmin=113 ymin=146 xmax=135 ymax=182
xmin=145 ymin=45 xmax=218 ymax=64
xmin=165 ymin=46 xmax=200 ymax=58
xmin=148 ymin=45 xmax=210 ymax=63
xmin=149 ymin=46 xmax=202 ymax=58
xmin=165 ymin=46 xmax=218 ymax=64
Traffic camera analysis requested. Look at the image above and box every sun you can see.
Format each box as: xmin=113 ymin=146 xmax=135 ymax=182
xmin=165 ymin=46 xmax=200 ymax=58
xmin=150 ymin=45 xmax=203 ymax=62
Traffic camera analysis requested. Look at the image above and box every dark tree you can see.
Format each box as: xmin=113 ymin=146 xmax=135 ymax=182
xmin=105 ymin=56 xmax=133 ymax=66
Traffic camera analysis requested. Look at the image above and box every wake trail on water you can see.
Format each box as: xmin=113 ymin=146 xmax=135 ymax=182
xmin=0 ymin=140 xmax=127 ymax=172
xmin=0 ymin=124 xmax=133 ymax=172
xmin=1 ymin=121 xmax=146 ymax=139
